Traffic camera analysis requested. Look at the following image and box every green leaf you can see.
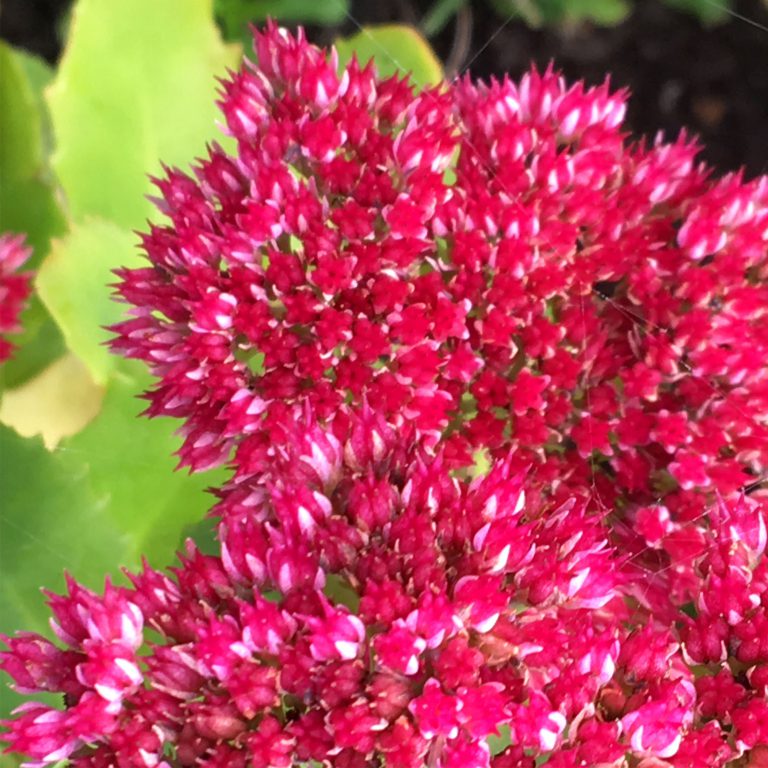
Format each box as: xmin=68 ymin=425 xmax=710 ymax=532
xmin=488 ymin=723 xmax=512 ymax=755
xmin=0 ymin=424 xmax=124 ymax=716
xmin=15 ymin=49 xmax=54 ymax=93
xmin=421 ymin=0 xmax=468 ymax=37
xmin=324 ymin=573 xmax=361 ymax=613
xmin=59 ymin=364 xmax=226 ymax=559
xmin=216 ymin=0 xmax=349 ymax=43
xmin=663 ymin=0 xmax=731 ymax=23
xmin=14 ymin=49 xmax=56 ymax=159
xmin=36 ymin=218 xmax=139 ymax=385
xmin=47 ymin=0 xmax=240 ymax=230
xmin=0 ymin=366 xmax=225 ymax=717
xmin=0 ymin=43 xmax=68 ymax=390
xmin=491 ymin=0 xmax=629 ymax=27
xmin=487 ymin=0 xmax=541 ymax=25
xmin=334 ymin=25 xmax=444 ymax=88
xmin=0 ymin=42 xmax=65 ymax=262
xmin=560 ymin=0 xmax=630 ymax=24
xmin=181 ymin=516 xmax=220 ymax=556
xmin=0 ymin=299 xmax=66 ymax=392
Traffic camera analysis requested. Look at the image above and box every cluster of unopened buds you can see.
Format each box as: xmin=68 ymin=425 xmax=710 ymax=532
xmin=4 ymin=22 xmax=768 ymax=768
xmin=0 ymin=233 xmax=32 ymax=362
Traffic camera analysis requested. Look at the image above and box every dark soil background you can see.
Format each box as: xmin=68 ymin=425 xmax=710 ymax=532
xmin=2 ymin=0 xmax=768 ymax=177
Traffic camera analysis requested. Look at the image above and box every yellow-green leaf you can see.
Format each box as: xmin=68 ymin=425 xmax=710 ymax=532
xmin=0 ymin=424 xmax=125 ymax=717
xmin=58 ymin=364 xmax=227 ymax=554
xmin=36 ymin=218 xmax=139 ymax=384
xmin=334 ymin=25 xmax=443 ymax=88
xmin=0 ymin=352 xmax=103 ymax=448
xmin=47 ymin=0 xmax=240 ymax=229
xmin=0 ymin=368 xmax=226 ymax=716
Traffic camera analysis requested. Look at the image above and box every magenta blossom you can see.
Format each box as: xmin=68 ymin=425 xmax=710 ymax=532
xmin=2 ymin=413 xmax=627 ymax=767
xmin=5 ymin=20 xmax=768 ymax=768
xmin=0 ymin=233 xmax=32 ymax=362
xmin=6 ymin=411 xmax=768 ymax=766
xmin=111 ymin=25 xmax=768 ymax=626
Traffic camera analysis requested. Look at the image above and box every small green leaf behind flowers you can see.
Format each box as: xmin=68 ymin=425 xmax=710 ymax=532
xmin=216 ymin=0 xmax=350 ymax=48
xmin=335 ymin=25 xmax=444 ymax=88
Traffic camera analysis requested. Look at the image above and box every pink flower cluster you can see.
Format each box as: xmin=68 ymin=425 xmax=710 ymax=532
xmin=5 ymin=22 xmax=768 ymax=768
xmin=108 ymin=23 xmax=768 ymax=622
xmin=1 ymin=417 xmax=620 ymax=767
xmin=4 ymin=414 xmax=768 ymax=766
xmin=0 ymin=233 xmax=32 ymax=362
xmin=0 ymin=410 xmax=751 ymax=767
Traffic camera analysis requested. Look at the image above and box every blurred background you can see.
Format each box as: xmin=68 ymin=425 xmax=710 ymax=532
xmin=3 ymin=0 xmax=768 ymax=176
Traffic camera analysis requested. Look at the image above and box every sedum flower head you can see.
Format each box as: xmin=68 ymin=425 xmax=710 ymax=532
xmin=0 ymin=422 xmax=621 ymax=768
xmin=6 ymin=21 xmax=768 ymax=768
xmin=110 ymin=25 xmax=768 ymax=623
xmin=6 ymin=413 xmax=768 ymax=766
xmin=0 ymin=233 xmax=33 ymax=362
xmin=2 ymin=414 xmax=624 ymax=766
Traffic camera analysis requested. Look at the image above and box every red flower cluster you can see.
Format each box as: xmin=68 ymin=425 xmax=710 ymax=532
xmin=0 ymin=233 xmax=32 ymax=362
xmin=6 ymin=22 xmax=768 ymax=768
xmin=0 ymin=417 xmax=623 ymax=767
xmin=110 ymin=24 xmax=768 ymax=617
xmin=4 ymin=415 xmax=768 ymax=766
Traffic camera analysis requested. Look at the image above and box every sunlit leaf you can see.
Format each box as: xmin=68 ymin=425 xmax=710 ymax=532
xmin=13 ymin=48 xmax=56 ymax=157
xmin=36 ymin=218 xmax=139 ymax=385
xmin=0 ymin=42 xmax=65 ymax=263
xmin=0 ymin=352 xmax=103 ymax=448
xmin=334 ymin=25 xmax=444 ymax=88
xmin=2 ymin=0 xmax=240 ymax=728
xmin=47 ymin=0 xmax=240 ymax=229
xmin=59 ymin=364 xmax=227 ymax=557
